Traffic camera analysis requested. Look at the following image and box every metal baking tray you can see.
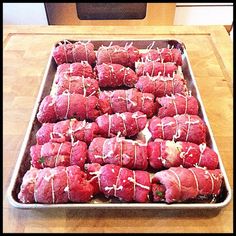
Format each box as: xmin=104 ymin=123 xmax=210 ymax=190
xmin=7 ymin=39 xmax=232 ymax=209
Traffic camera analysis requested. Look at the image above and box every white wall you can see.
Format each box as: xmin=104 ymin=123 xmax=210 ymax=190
xmin=3 ymin=3 xmax=48 ymax=25
xmin=174 ymin=3 xmax=233 ymax=25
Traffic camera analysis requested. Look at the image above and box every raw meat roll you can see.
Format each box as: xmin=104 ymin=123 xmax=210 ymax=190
xmin=151 ymin=166 xmax=223 ymax=203
xmin=148 ymin=114 xmax=207 ymax=145
xmin=52 ymin=40 xmax=96 ymax=65
xmin=157 ymin=94 xmax=199 ymax=118
xmin=88 ymin=136 xmax=148 ymax=170
xmin=96 ymin=43 xmax=140 ymax=68
xmin=55 ymin=62 xmax=95 ymax=84
xmin=56 ymin=76 xmax=99 ymax=96
xmin=30 ymin=141 xmax=87 ymax=169
xmin=148 ymin=139 xmax=219 ymax=170
xmin=85 ymin=163 xmax=151 ymax=202
xmin=98 ymin=89 xmax=157 ymax=118
xmin=135 ymin=74 xmax=187 ymax=97
xmin=36 ymin=119 xmax=99 ymax=145
xmin=95 ymin=63 xmax=138 ymax=88
xmin=135 ymin=61 xmax=178 ymax=77
xmin=18 ymin=166 xmax=94 ymax=203
xmin=140 ymin=48 xmax=182 ymax=66
xmin=95 ymin=111 xmax=147 ymax=138
xmin=37 ymin=93 xmax=100 ymax=123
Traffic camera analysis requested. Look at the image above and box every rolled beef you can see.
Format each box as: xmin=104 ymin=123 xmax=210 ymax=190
xmin=30 ymin=141 xmax=87 ymax=169
xmin=148 ymin=139 xmax=219 ymax=170
xmin=55 ymin=62 xmax=95 ymax=84
xmin=52 ymin=40 xmax=96 ymax=65
xmin=96 ymin=43 xmax=140 ymax=68
xmin=151 ymin=167 xmax=223 ymax=203
xmin=148 ymin=114 xmax=207 ymax=145
xmin=56 ymin=76 xmax=99 ymax=97
xmin=95 ymin=63 xmax=138 ymax=88
xmin=36 ymin=119 xmax=99 ymax=145
xmin=157 ymin=93 xmax=199 ymax=118
xmin=37 ymin=93 xmax=100 ymax=123
xmin=88 ymin=137 xmax=148 ymax=170
xmin=85 ymin=163 xmax=151 ymax=202
xmin=98 ymin=89 xmax=157 ymax=118
xmin=18 ymin=166 xmax=94 ymax=203
xmin=140 ymin=48 xmax=182 ymax=66
xmin=95 ymin=111 xmax=147 ymax=138
xmin=135 ymin=74 xmax=187 ymax=98
xmin=135 ymin=61 xmax=178 ymax=77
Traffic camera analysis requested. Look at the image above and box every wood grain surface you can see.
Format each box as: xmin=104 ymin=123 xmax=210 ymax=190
xmin=3 ymin=25 xmax=233 ymax=233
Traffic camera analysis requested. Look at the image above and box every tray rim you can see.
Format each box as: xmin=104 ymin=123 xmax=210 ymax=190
xmin=7 ymin=38 xmax=232 ymax=209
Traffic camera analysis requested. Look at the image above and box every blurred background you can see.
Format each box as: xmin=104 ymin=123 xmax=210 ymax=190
xmin=3 ymin=2 xmax=233 ymax=40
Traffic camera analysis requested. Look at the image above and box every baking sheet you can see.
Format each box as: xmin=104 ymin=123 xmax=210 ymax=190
xmin=7 ymin=39 xmax=232 ymax=209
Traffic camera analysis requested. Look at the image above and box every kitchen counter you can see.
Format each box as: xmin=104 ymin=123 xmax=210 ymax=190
xmin=3 ymin=25 xmax=233 ymax=233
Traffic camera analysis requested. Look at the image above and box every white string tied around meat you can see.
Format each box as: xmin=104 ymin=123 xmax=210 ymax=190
xmin=198 ymin=143 xmax=207 ymax=166
xmin=62 ymin=89 xmax=71 ymax=120
xmin=43 ymin=169 xmax=55 ymax=203
xmin=168 ymin=169 xmax=182 ymax=197
xmin=185 ymin=115 xmax=200 ymax=142
xmin=131 ymin=112 xmax=147 ymax=132
xmin=128 ymin=171 xmax=150 ymax=201
xmin=179 ymin=145 xmax=193 ymax=166
xmin=189 ymin=168 xmax=200 ymax=194
xmin=108 ymin=114 xmax=112 ymax=137
xmin=55 ymin=143 xmax=64 ymax=166
xmin=64 ymin=167 xmax=71 ymax=201
xmin=114 ymin=167 xmax=123 ymax=197
xmin=116 ymin=113 xmax=128 ymax=136
xmin=33 ymin=172 xmax=39 ymax=203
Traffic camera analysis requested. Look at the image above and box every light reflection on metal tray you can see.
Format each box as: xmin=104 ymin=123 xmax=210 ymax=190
xmin=7 ymin=39 xmax=231 ymax=209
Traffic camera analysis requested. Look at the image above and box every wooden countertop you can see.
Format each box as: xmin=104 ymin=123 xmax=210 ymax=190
xmin=3 ymin=25 xmax=233 ymax=233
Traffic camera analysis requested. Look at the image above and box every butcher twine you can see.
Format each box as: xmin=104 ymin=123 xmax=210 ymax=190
xmin=189 ymin=168 xmax=200 ymax=194
xmin=65 ymin=167 xmax=71 ymax=201
xmin=168 ymin=169 xmax=182 ymax=198
xmin=33 ymin=172 xmax=39 ymax=203
xmin=55 ymin=142 xmax=64 ymax=166
xmin=114 ymin=167 xmax=122 ymax=197
xmin=198 ymin=143 xmax=207 ymax=166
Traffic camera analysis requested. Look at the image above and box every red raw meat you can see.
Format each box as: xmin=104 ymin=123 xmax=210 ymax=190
xmin=135 ymin=61 xmax=178 ymax=77
xmin=151 ymin=166 xmax=223 ymax=203
xmin=157 ymin=93 xmax=199 ymax=118
xmin=98 ymin=89 xmax=157 ymax=118
xmin=56 ymin=76 xmax=99 ymax=96
xmin=148 ymin=114 xmax=207 ymax=145
xmin=95 ymin=63 xmax=138 ymax=88
xmin=30 ymin=141 xmax=87 ymax=169
xmin=55 ymin=62 xmax=95 ymax=84
xmin=135 ymin=74 xmax=188 ymax=97
xmin=95 ymin=111 xmax=147 ymax=138
xmin=148 ymin=139 xmax=219 ymax=170
xmin=96 ymin=43 xmax=140 ymax=68
xmin=36 ymin=119 xmax=99 ymax=145
xmin=52 ymin=40 xmax=96 ymax=65
xmin=85 ymin=163 xmax=151 ymax=202
xmin=37 ymin=93 xmax=100 ymax=123
xmin=18 ymin=166 xmax=94 ymax=203
xmin=88 ymin=136 xmax=148 ymax=170
xmin=140 ymin=48 xmax=182 ymax=66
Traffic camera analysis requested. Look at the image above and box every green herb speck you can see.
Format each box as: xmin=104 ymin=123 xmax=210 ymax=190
xmin=38 ymin=157 xmax=45 ymax=164
xmin=156 ymin=190 xmax=163 ymax=197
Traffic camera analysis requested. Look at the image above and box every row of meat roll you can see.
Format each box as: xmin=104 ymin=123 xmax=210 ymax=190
xmin=18 ymin=164 xmax=222 ymax=204
xmin=30 ymin=136 xmax=219 ymax=170
xmin=52 ymin=40 xmax=182 ymax=67
xmin=18 ymin=41 xmax=223 ymax=204
xmin=53 ymin=61 xmax=185 ymax=96
xmin=37 ymin=89 xmax=198 ymax=123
